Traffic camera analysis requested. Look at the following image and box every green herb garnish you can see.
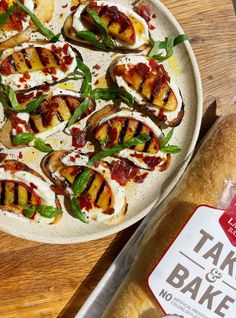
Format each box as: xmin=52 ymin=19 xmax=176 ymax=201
xmin=148 ymin=34 xmax=188 ymax=62
xmin=72 ymin=169 xmax=91 ymax=196
xmin=71 ymin=133 xmax=150 ymax=221
xmin=13 ymin=133 xmax=35 ymax=145
xmin=71 ymin=197 xmax=88 ymax=223
xmin=67 ymin=59 xmax=92 ymax=127
xmin=15 ymin=0 xmax=60 ymax=42
xmin=36 ymin=205 xmax=62 ymax=218
xmin=92 ymin=88 xmax=134 ymax=106
xmin=1 ymin=83 xmax=47 ymax=112
xmin=160 ymin=128 xmax=181 ymax=154
xmin=13 ymin=133 xmax=53 ymax=153
xmin=86 ymin=8 xmax=114 ymax=48
xmin=77 ymin=30 xmax=106 ymax=49
xmin=23 ymin=205 xmax=62 ymax=219
xmin=34 ymin=138 xmax=53 ymax=153
xmin=0 ymin=4 xmax=17 ymax=28
xmin=23 ymin=205 xmax=36 ymax=218
xmin=19 ymin=95 xmax=47 ymax=113
xmin=88 ymin=133 xmax=150 ymax=166
xmin=67 ymin=97 xmax=90 ymax=127
xmin=160 ymin=145 xmax=182 ymax=154
xmin=76 ymin=58 xmax=92 ymax=97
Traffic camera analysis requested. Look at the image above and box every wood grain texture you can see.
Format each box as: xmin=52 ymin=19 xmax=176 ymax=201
xmin=0 ymin=1 xmax=235 ymax=317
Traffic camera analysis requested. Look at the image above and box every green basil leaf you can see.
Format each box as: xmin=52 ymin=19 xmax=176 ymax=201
xmin=152 ymin=35 xmax=175 ymax=62
xmin=8 ymin=86 xmax=19 ymax=109
xmin=88 ymin=133 xmax=150 ymax=166
xmin=67 ymin=97 xmax=90 ymax=127
xmin=15 ymin=0 xmax=59 ymax=42
xmin=37 ymin=205 xmax=62 ymax=218
xmin=72 ymin=169 xmax=90 ymax=196
xmin=15 ymin=94 xmax=47 ymax=113
xmin=0 ymin=90 xmax=9 ymax=109
xmin=76 ymin=58 xmax=92 ymax=97
xmin=76 ymin=30 xmax=106 ymax=49
xmin=92 ymin=88 xmax=134 ymax=106
xmin=34 ymin=138 xmax=53 ymax=153
xmin=148 ymin=34 xmax=188 ymax=61
xmin=161 ymin=128 xmax=174 ymax=148
xmin=0 ymin=4 xmax=17 ymax=28
xmin=174 ymin=34 xmax=188 ymax=46
xmin=160 ymin=145 xmax=182 ymax=154
xmin=23 ymin=205 xmax=36 ymax=218
xmin=86 ymin=8 xmax=114 ymax=48
xmin=71 ymin=197 xmax=88 ymax=223
xmin=13 ymin=133 xmax=35 ymax=145
xmin=148 ymin=40 xmax=161 ymax=58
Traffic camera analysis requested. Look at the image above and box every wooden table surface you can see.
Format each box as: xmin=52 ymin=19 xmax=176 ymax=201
xmin=0 ymin=1 xmax=236 ymax=317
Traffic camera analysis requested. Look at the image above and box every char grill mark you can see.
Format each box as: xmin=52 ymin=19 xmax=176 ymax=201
xmin=132 ymin=120 xmax=143 ymax=137
xmin=22 ymin=49 xmax=32 ymax=69
xmin=118 ymin=119 xmax=129 ymax=144
xmin=143 ymin=131 xmax=153 ymax=152
xmin=61 ymin=96 xmax=74 ymax=115
xmin=27 ymin=189 xmax=32 ymax=205
xmin=13 ymin=182 xmax=18 ymax=205
xmin=163 ymin=87 xmax=172 ymax=104
xmin=0 ymin=182 xmax=5 ymax=205
xmin=36 ymin=47 xmax=48 ymax=67
xmin=52 ymin=51 xmax=61 ymax=66
xmin=150 ymin=77 xmax=163 ymax=103
xmin=56 ymin=110 xmax=64 ymax=122
xmin=95 ymin=180 xmax=106 ymax=205
xmin=138 ymin=78 xmax=146 ymax=93
xmin=7 ymin=55 xmax=17 ymax=71
xmin=29 ymin=117 xmax=39 ymax=134
xmin=82 ymin=172 xmax=96 ymax=194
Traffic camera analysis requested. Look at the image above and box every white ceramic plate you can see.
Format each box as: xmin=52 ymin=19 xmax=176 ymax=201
xmin=0 ymin=0 xmax=202 ymax=243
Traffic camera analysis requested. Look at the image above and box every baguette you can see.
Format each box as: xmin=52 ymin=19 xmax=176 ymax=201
xmin=102 ymin=113 xmax=236 ymax=317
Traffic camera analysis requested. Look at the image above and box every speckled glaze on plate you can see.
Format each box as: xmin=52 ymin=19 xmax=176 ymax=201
xmin=0 ymin=0 xmax=203 ymax=243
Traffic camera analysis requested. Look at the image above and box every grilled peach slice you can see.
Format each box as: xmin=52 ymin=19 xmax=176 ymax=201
xmin=0 ymin=42 xmax=78 ymax=90
xmin=110 ymin=55 xmax=185 ymax=127
xmin=41 ymin=151 xmax=127 ymax=225
xmin=0 ymin=160 xmax=62 ymax=224
xmin=92 ymin=108 xmax=171 ymax=171
xmin=63 ymin=1 xmax=149 ymax=51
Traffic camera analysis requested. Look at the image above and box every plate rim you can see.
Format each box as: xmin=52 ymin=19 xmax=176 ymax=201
xmin=0 ymin=0 xmax=203 ymax=244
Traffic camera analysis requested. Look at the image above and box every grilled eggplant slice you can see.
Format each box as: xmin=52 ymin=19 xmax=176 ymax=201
xmin=0 ymin=160 xmax=61 ymax=224
xmin=110 ymin=55 xmax=184 ymax=127
xmin=0 ymin=88 xmax=95 ymax=149
xmin=92 ymin=108 xmax=171 ymax=171
xmin=0 ymin=42 xmax=78 ymax=90
xmin=63 ymin=1 xmax=149 ymax=51
xmin=41 ymin=151 xmax=127 ymax=225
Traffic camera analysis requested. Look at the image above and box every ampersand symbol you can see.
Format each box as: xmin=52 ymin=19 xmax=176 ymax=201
xmin=206 ymin=268 xmax=222 ymax=283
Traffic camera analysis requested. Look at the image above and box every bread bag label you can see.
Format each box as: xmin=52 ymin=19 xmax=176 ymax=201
xmin=148 ymin=205 xmax=236 ymax=318
xmin=219 ymin=196 xmax=236 ymax=247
